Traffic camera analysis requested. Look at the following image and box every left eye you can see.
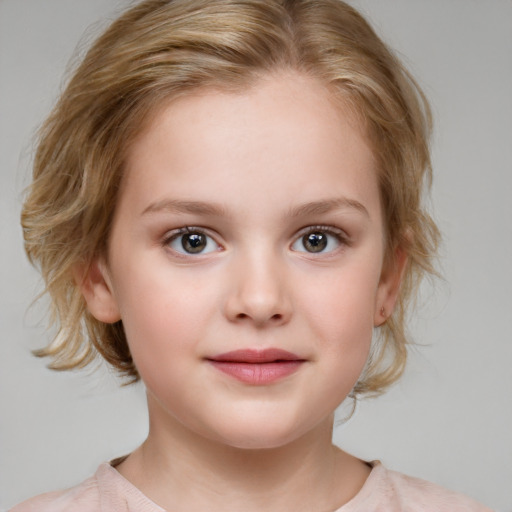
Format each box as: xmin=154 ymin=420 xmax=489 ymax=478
xmin=291 ymin=229 xmax=342 ymax=254
xmin=166 ymin=230 xmax=220 ymax=255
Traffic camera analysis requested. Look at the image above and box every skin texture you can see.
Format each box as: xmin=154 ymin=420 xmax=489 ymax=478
xmin=81 ymin=72 xmax=405 ymax=512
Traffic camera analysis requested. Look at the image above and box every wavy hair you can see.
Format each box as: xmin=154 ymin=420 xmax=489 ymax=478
xmin=21 ymin=0 xmax=439 ymax=395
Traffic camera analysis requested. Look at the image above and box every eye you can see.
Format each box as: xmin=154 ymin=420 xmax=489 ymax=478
xmin=165 ymin=229 xmax=220 ymax=255
xmin=291 ymin=227 xmax=345 ymax=254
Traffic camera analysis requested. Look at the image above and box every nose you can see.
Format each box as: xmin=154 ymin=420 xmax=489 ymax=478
xmin=223 ymin=250 xmax=292 ymax=327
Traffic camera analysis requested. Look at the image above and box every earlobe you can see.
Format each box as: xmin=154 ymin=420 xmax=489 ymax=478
xmin=74 ymin=258 xmax=121 ymax=323
xmin=374 ymin=246 xmax=408 ymax=326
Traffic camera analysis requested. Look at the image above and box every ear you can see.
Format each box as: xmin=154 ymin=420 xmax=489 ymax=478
xmin=74 ymin=258 xmax=121 ymax=323
xmin=374 ymin=246 xmax=408 ymax=326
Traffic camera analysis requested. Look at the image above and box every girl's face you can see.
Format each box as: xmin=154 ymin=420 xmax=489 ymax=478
xmin=85 ymin=72 xmax=403 ymax=449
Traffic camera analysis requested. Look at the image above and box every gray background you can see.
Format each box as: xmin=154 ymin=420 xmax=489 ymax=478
xmin=0 ymin=0 xmax=511 ymax=510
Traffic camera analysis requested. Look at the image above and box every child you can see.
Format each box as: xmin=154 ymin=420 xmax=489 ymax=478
xmin=12 ymin=0 xmax=493 ymax=510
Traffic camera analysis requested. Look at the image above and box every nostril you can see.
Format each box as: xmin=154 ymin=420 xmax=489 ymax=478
xmin=233 ymin=312 xmax=284 ymax=323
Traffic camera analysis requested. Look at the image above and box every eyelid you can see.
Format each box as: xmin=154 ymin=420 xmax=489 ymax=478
xmin=160 ymin=224 xmax=349 ymax=256
xmin=162 ymin=226 xmax=223 ymax=256
xmin=295 ymin=224 xmax=348 ymax=239
xmin=291 ymin=224 xmax=350 ymax=254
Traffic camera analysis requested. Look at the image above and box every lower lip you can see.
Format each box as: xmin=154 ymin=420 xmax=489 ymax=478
xmin=208 ymin=360 xmax=303 ymax=385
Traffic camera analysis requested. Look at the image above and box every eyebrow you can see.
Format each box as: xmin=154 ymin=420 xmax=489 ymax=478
xmin=141 ymin=197 xmax=369 ymax=218
xmin=142 ymin=199 xmax=227 ymax=217
xmin=288 ymin=198 xmax=369 ymax=218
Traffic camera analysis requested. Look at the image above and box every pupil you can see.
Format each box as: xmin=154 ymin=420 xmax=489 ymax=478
xmin=304 ymin=232 xmax=327 ymax=252
xmin=182 ymin=233 xmax=206 ymax=253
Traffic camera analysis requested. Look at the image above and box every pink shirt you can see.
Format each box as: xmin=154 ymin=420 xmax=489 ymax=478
xmin=11 ymin=461 xmax=492 ymax=511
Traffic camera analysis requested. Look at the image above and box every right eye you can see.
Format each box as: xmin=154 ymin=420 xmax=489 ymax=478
xmin=165 ymin=229 xmax=220 ymax=255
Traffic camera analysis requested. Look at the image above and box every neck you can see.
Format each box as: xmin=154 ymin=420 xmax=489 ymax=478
xmin=116 ymin=397 xmax=370 ymax=512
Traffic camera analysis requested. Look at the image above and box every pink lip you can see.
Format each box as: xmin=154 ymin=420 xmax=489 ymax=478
xmin=207 ymin=349 xmax=305 ymax=385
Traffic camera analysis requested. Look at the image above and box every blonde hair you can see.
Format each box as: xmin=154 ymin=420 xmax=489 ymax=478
xmin=22 ymin=0 xmax=439 ymax=395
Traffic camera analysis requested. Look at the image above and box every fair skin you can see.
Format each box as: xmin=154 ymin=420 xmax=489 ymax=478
xmin=81 ymin=72 xmax=405 ymax=512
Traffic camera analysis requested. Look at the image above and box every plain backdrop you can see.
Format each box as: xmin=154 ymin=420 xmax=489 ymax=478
xmin=0 ymin=0 xmax=511 ymax=510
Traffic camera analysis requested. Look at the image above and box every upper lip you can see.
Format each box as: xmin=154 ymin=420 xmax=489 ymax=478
xmin=207 ymin=348 xmax=303 ymax=363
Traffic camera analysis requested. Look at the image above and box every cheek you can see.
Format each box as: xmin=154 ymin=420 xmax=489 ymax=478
xmin=118 ymin=289 xmax=205 ymax=406
xmin=295 ymin=259 xmax=380 ymax=386
xmin=298 ymin=262 xmax=380 ymax=334
xmin=112 ymin=265 xmax=218 ymax=370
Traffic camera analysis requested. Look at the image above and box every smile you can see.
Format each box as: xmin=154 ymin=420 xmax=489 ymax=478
xmin=206 ymin=349 xmax=305 ymax=385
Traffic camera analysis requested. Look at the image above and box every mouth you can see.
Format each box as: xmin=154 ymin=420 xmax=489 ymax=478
xmin=206 ymin=348 xmax=306 ymax=385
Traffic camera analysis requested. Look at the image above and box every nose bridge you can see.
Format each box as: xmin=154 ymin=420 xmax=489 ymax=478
xmin=225 ymin=241 xmax=291 ymax=326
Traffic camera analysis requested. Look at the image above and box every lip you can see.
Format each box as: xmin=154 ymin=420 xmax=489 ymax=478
xmin=206 ymin=349 xmax=305 ymax=385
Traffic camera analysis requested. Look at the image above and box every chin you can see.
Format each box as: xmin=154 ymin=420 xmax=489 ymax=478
xmin=209 ymin=415 xmax=317 ymax=451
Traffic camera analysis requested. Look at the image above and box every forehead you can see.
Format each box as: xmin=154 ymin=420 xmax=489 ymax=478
xmin=120 ymin=71 xmax=378 ymax=218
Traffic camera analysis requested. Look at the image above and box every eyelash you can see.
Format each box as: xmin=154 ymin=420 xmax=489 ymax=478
xmin=292 ymin=225 xmax=349 ymax=254
xmin=161 ymin=224 xmax=349 ymax=257
xmin=162 ymin=227 xmax=222 ymax=257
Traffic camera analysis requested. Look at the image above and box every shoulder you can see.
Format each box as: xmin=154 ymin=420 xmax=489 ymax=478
xmin=9 ymin=475 xmax=100 ymax=512
xmin=9 ymin=463 xmax=164 ymax=512
xmin=10 ymin=464 xmax=111 ymax=512
xmin=357 ymin=462 xmax=493 ymax=512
